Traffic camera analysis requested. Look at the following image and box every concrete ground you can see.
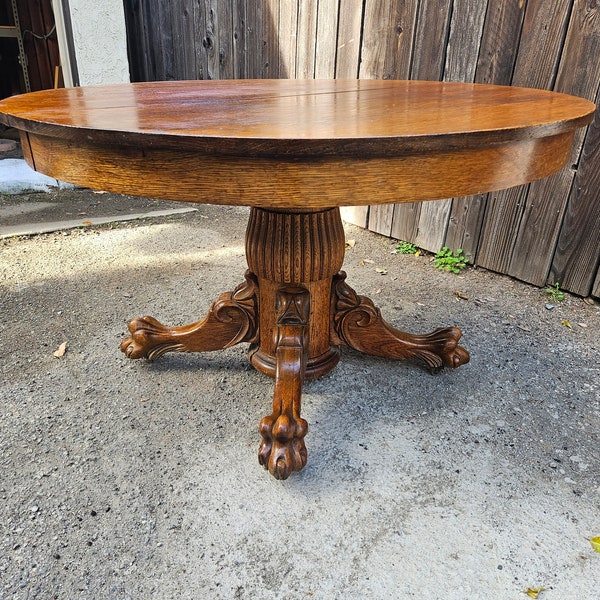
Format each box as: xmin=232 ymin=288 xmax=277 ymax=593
xmin=0 ymin=137 xmax=599 ymax=599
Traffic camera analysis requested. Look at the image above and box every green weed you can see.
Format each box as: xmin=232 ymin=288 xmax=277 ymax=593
xmin=545 ymin=282 xmax=564 ymax=303
xmin=394 ymin=241 xmax=419 ymax=255
xmin=434 ymin=247 xmax=468 ymax=274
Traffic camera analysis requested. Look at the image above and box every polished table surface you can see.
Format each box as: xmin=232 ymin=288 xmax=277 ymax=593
xmin=1 ymin=80 xmax=594 ymax=479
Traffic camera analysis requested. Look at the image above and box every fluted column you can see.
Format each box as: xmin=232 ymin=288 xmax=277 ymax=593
xmin=246 ymin=207 xmax=346 ymax=378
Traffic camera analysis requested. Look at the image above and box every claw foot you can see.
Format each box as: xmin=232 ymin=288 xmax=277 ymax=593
xmin=422 ymin=327 xmax=471 ymax=371
xmin=258 ymin=413 xmax=308 ymax=480
xmin=120 ymin=316 xmax=182 ymax=360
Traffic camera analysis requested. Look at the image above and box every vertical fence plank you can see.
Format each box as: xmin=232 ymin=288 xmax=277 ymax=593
xmin=409 ymin=0 xmax=453 ymax=80
xmin=512 ymin=0 xmax=573 ymax=89
xmin=262 ymin=0 xmax=281 ymax=78
xmin=203 ymin=1 xmax=220 ymax=79
xmin=232 ymin=0 xmax=246 ymax=78
xmin=278 ymin=0 xmax=298 ymax=78
xmin=508 ymin=0 xmax=598 ymax=286
xmin=444 ymin=194 xmax=487 ymax=261
xmin=193 ymin=0 xmax=209 ymax=79
xmin=139 ymin=0 xmax=165 ymax=80
xmin=251 ymin=1 xmax=274 ymax=78
xmin=183 ymin=0 xmax=200 ymax=79
xmin=216 ymin=1 xmax=234 ymax=79
xmin=296 ymin=0 xmax=318 ymax=77
xmin=475 ymin=0 xmax=527 ymax=84
xmin=315 ymin=0 xmax=339 ymax=78
xmin=167 ymin=0 xmax=182 ymax=78
xmin=386 ymin=0 xmax=420 ymax=242
xmin=444 ymin=0 xmax=488 ymax=83
xmin=123 ymin=0 xmax=141 ymax=81
xmin=178 ymin=0 xmax=199 ymax=79
xmin=154 ymin=0 xmax=171 ymax=79
xmin=477 ymin=0 xmax=573 ymax=277
xmin=336 ymin=0 xmax=363 ymax=78
xmin=141 ymin=0 xmax=158 ymax=81
xmin=413 ymin=201 xmax=451 ymax=253
xmin=367 ymin=204 xmax=395 ymax=237
xmin=132 ymin=0 xmax=153 ymax=81
xmin=359 ymin=0 xmax=416 ymax=80
xmin=245 ymin=0 xmax=263 ymax=77
xmin=477 ymin=186 xmax=530 ymax=273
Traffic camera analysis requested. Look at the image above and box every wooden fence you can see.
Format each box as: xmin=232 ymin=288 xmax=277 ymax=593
xmin=123 ymin=0 xmax=600 ymax=298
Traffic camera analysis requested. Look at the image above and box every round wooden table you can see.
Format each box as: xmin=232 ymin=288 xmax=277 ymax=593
xmin=0 ymin=80 xmax=594 ymax=479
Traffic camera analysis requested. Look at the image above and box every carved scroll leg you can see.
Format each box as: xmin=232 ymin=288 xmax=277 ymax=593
xmin=120 ymin=270 xmax=259 ymax=361
xmin=331 ymin=272 xmax=470 ymax=373
xmin=258 ymin=287 xmax=310 ymax=480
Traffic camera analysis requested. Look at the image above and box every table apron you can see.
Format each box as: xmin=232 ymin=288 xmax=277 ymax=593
xmin=22 ymin=130 xmax=574 ymax=208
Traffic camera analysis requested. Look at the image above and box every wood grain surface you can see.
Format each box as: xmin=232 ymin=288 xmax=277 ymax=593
xmin=0 ymin=79 xmax=594 ymax=209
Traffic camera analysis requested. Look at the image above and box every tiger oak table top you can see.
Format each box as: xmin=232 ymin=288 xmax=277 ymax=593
xmin=0 ymin=79 xmax=595 ymax=209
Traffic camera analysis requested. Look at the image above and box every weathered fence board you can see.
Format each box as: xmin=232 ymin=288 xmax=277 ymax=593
xmin=359 ymin=0 xmax=416 ymax=80
xmin=475 ymin=0 xmax=527 ymax=85
xmin=123 ymin=0 xmax=600 ymax=297
xmin=410 ymin=0 xmax=453 ymax=80
xmin=203 ymin=1 xmax=219 ymax=80
xmin=314 ymin=0 xmax=338 ymax=78
xmin=477 ymin=0 xmax=575 ymax=280
xmin=477 ymin=186 xmax=530 ymax=275
xmin=296 ymin=0 xmax=318 ymax=78
xmin=177 ymin=0 xmax=197 ymax=79
xmin=335 ymin=0 xmax=368 ymax=227
xmin=444 ymin=194 xmax=487 ymax=262
xmin=550 ymin=83 xmax=600 ymax=294
xmin=444 ymin=0 xmax=488 ymax=83
xmin=194 ymin=0 xmax=211 ymax=78
xmin=262 ymin=0 xmax=282 ymax=78
xmin=549 ymin=1 xmax=600 ymax=295
xmin=278 ymin=0 xmax=298 ymax=78
xmin=336 ymin=0 xmax=363 ymax=78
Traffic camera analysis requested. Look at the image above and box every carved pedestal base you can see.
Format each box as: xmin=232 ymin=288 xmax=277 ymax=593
xmin=121 ymin=207 xmax=470 ymax=479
